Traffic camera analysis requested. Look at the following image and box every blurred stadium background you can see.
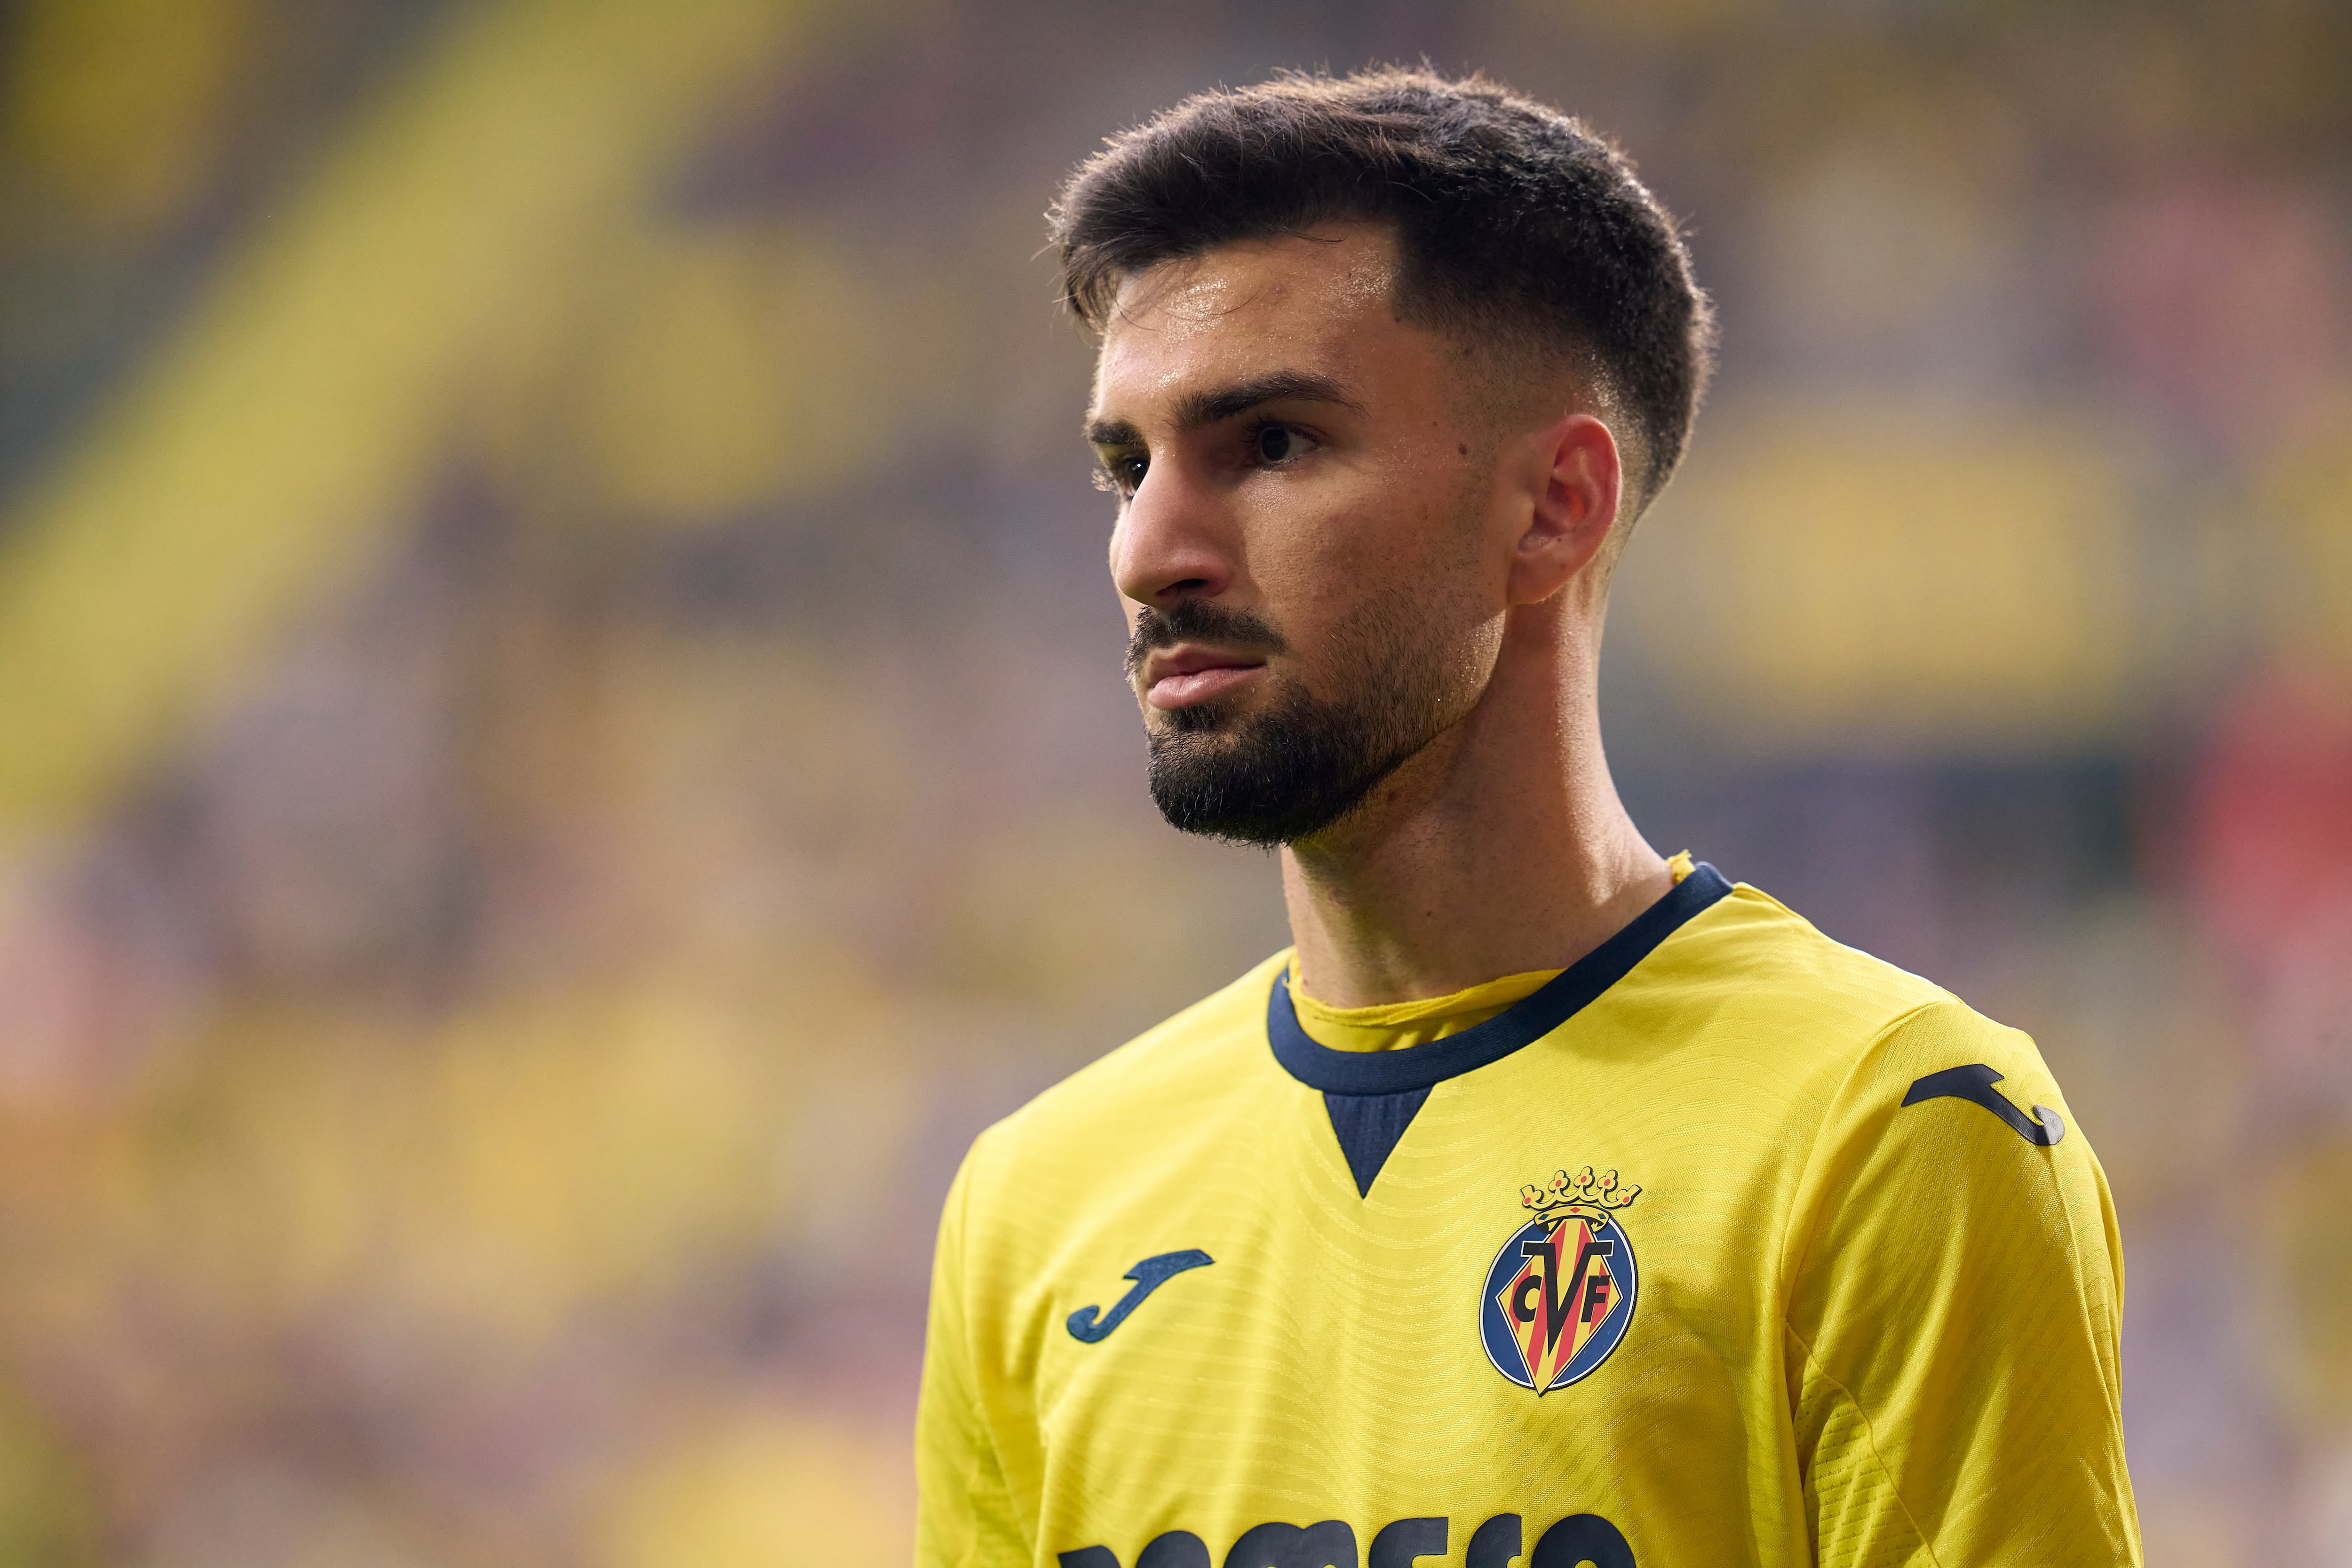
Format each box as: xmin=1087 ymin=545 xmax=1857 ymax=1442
xmin=0 ymin=0 xmax=2345 ymax=1562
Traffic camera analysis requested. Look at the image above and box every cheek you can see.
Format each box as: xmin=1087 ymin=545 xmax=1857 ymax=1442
xmin=1284 ymin=548 xmax=1505 ymax=706
xmin=1248 ymin=446 xmax=1492 ymax=643
xmin=1283 ymin=468 xmax=1455 ymax=591
xmin=1380 ymin=482 xmax=1514 ymax=700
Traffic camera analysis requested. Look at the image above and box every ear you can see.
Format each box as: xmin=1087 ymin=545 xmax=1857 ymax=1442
xmin=1504 ymin=413 xmax=1622 ymax=606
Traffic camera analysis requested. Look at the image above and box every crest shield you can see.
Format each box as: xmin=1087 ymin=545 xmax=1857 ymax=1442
xmin=1479 ymin=1168 xmax=1641 ymax=1394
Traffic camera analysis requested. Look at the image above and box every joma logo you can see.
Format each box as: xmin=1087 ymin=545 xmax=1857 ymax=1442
xmin=1058 ymin=1510 xmax=1633 ymax=1568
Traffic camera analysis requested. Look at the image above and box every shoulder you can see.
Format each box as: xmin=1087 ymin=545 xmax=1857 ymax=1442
xmin=1681 ymin=883 xmax=2063 ymax=1124
xmin=1608 ymin=874 xmax=2098 ymax=1227
xmin=960 ymin=949 xmax=1292 ymax=1195
xmin=1592 ymin=876 xmax=2066 ymax=1204
xmin=1665 ymin=881 xmax=1952 ymax=1019
xmin=998 ymin=947 xmax=1289 ymax=1133
xmin=1672 ymin=884 xmax=2113 ymax=1291
xmin=1715 ymin=886 xmax=2107 ymax=1279
xmin=1617 ymin=878 xmax=1965 ymax=1086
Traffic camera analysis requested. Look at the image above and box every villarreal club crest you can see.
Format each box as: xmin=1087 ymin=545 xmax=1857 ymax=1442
xmin=1480 ymin=1166 xmax=1640 ymax=1395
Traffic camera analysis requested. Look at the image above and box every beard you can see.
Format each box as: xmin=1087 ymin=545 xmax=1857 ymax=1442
xmin=1128 ymin=597 xmax=1456 ymax=847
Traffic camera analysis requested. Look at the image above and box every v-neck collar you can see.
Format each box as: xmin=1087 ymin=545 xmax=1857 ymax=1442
xmin=1266 ymin=864 xmax=1733 ymax=1097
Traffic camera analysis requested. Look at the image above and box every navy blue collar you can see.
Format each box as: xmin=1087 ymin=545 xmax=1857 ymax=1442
xmin=1267 ymin=864 xmax=1734 ymax=1097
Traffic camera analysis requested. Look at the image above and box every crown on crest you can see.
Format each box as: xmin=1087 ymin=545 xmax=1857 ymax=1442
xmin=1520 ymin=1166 xmax=1640 ymax=1227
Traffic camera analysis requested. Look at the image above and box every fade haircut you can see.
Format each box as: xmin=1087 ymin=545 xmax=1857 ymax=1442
xmin=1051 ymin=67 xmax=1715 ymax=511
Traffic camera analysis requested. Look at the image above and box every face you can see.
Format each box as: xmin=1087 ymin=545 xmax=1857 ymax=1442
xmin=1087 ymin=225 xmax=1514 ymax=845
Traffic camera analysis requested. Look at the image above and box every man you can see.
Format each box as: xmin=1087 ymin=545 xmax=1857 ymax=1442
xmin=917 ymin=69 xmax=2140 ymax=1568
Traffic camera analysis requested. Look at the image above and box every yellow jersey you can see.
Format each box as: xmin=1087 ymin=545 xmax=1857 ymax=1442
xmin=916 ymin=866 xmax=2142 ymax=1567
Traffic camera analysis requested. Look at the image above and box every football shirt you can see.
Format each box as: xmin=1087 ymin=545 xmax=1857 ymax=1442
xmin=916 ymin=866 xmax=2142 ymax=1567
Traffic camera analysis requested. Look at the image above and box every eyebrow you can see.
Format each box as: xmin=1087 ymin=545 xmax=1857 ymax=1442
xmin=1084 ymin=369 xmax=1364 ymax=447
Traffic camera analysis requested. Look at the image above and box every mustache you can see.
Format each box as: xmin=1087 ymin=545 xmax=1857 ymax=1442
xmin=1125 ymin=600 xmax=1289 ymax=680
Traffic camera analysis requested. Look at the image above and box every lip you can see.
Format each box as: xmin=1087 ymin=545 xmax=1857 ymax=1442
xmin=1142 ymin=644 xmax=1268 ymax=710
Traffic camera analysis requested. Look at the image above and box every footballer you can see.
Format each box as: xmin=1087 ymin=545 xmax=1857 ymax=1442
xmin=916 ymin=69 xmax=2142 ymax=1567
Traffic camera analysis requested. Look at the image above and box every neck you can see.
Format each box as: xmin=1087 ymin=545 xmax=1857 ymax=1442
xmin=1279 ymin=598 xmax=1669 ymax=1008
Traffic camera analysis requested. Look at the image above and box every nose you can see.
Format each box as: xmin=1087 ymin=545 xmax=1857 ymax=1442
xmin=1108 ymin=462 xmax=1236 ymax=608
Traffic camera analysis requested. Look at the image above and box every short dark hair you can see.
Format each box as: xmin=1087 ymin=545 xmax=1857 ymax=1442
xmin=1051 ymin=68 xmax=1715 ymax=508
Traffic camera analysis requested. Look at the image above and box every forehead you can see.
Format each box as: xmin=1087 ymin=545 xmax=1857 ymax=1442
xmin=1089 ymin=226 xmax=1410 ymax=417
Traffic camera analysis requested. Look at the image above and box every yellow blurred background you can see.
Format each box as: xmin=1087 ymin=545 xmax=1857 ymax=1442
xmin=0 ymin=0 xmax=2345 ymax=1562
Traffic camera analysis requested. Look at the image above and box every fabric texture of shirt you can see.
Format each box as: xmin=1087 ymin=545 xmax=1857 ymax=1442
xmin=915 ymin=868 xmax=2143 ymax=1568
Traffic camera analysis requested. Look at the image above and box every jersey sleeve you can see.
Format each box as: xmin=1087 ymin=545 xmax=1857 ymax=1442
xmin=915 ymin=1139 xmax=1032 ymax=1568
xmin=1782 ymin=1000 xmax=2143 ymax=1567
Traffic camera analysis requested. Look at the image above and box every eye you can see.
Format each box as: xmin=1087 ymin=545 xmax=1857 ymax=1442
xmin=1094 ymin=452 xmax=1148 ymax=497
xmin=1248 ymin=422 xmax=1319 ymax=467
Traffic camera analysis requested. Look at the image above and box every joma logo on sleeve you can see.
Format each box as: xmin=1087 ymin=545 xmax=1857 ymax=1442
xmin=1902 ymin=1063 xmax=2066 ymax=1146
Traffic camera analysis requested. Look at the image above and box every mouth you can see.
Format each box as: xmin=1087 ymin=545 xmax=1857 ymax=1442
xmin=1141 ymin=644 xmax=1269 ymax=710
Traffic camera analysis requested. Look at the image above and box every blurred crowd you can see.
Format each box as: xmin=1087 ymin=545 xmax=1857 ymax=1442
xmin=0 ymin=0 xmax=2345 ymax=1563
